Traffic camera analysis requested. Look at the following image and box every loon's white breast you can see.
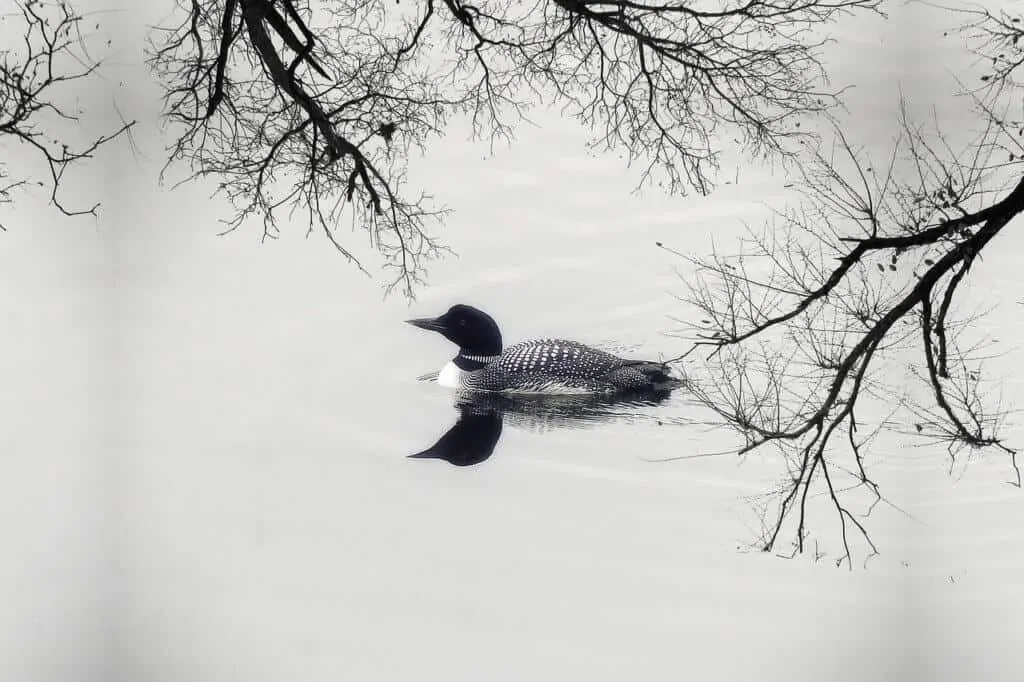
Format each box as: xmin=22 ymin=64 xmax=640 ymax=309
xmin=437 ymin=361 xmax=466 ymax=389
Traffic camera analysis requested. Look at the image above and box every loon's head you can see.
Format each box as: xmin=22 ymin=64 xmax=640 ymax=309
xmin=406 ymin=304 xmax=503 ymax=357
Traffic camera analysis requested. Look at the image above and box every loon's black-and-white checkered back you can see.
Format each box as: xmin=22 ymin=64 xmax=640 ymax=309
xmin=461 ymin=339 xmax=673 ymax=393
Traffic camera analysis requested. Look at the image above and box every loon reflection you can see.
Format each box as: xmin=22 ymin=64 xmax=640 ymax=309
xmin=410 ymin=388 xmax=674 ymax=467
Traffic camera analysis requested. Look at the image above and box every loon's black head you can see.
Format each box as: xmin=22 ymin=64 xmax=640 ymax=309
xmin=406 ymin=304 xmax=503 ymax=356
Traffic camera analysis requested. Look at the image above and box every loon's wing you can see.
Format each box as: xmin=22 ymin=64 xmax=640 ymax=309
xmin=475 ymin=339 xmax=676 ymax=392
xmin=494 ymin=339 xmax=627 ymax=378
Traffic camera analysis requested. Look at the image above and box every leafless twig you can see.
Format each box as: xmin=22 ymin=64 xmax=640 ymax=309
xmin=0 ymin=0 xmax=135 ymax=228
xmin=148 ymin=0 xmax=881 ymax=296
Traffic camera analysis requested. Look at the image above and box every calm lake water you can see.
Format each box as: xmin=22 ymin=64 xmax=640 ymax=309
xmin=2 ymin=4 xmax=1023 ymax=681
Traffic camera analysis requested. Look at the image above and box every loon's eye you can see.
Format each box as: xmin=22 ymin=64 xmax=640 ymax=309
xmin=457 ymin=318 xmax=467 ymax=327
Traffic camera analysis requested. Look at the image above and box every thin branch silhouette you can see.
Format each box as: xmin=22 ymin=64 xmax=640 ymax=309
xmin=666 ymin=4 xmax=1024 ymax=565
xmin=1 ymin=0 xmax=135 ymax=227
xmin=149 ymin=0 xmax=881 ymax=296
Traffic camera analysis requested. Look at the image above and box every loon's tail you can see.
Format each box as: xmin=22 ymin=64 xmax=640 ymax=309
xmin=609 ymin=361 xmax=682 ymax=391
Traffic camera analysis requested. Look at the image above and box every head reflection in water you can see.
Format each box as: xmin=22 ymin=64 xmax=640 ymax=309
xmin=408 ymin=389 xmax=674 ymax=467
xmin=409 ymin=407 xmax=504 ymax=467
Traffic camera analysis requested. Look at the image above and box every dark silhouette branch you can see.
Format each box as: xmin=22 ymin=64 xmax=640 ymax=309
xmin=0 ymin=0 xmax=135 ymax=227
xmin=668 ymin=9 xmax=1024 ymax=563
xmin=662 ymin=1 xmax=1024 ymax=561
xmin=149 ymin=0 xmax=881 ymax=295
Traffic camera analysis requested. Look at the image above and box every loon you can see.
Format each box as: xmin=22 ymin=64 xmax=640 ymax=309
xmin=406 ymin=304 xmax=679 ymax=394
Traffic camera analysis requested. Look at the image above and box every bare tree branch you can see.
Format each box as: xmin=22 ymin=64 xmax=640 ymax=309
xmin=664 ymin=4 xmax=1024 ymax=565
xmin=0 ymin=0 xmax=136 ymax=228
xmin=148 ymin=0 xmax=881 ymax=295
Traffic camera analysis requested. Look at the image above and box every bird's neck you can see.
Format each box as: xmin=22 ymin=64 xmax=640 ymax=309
xmin=454 ymin=352 xmax=500 ymax=371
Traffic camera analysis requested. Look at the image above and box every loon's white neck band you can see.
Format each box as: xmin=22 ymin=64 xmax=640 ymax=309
xmin=459 ymin=352 xmax=500 ymax=363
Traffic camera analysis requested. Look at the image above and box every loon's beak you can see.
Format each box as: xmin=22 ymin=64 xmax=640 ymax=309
xmin=406 ymin=316 xmax=446 ymax=333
